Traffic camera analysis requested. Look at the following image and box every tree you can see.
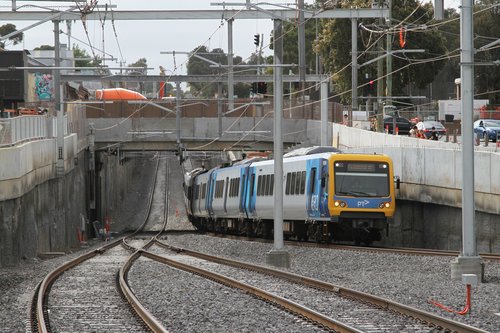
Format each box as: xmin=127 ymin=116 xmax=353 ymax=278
xmin=0 ymin=24 xmax=23 ymax=49
xmin=34 ymin=45 xmax=55 ymax=50
xmin=186 ymin=46 xmax=252 ymax=98
xmin=315 ymin=0 xmax=448 ymax=104
xmin=72 ymin=44 xmax=102 ymax=68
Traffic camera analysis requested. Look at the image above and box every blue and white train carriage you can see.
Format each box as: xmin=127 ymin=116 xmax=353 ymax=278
xmin=185 ymin=149 xmax=398 ymax=245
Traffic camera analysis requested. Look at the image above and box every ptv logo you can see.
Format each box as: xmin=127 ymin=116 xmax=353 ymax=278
xmin=357 ymin=200 xmax=370 ymax=207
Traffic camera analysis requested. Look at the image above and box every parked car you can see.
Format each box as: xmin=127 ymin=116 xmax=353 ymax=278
xmin=383 ymin=116 xmax=412 ymax=135
xmin=473 ymin=119 xmax=500 ymax=142
xmin=415 ymin=121 xmax=447 ymax=139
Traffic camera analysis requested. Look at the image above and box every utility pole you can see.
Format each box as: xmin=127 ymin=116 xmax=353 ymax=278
xmin=450 ymin=0 xmax=483 ymax=281
xmin=376 ymin=0 xmax=385 ymax=132
xmin=298 ymin=0 xmax=306 ymax=118
xmin=351 ymin=18 xmax=358 ymax=122
xmin=54 ymin=20 xmax=64 ymax=177
xmin=266 ymin=19 xmax=289 ymax=268
xmin=175 ymin=82 xmax=181 ymax=144
xmin=227 ymin=18 xmax=235 ymax=111
xmin=386 ymin=0 xmax=393 ymax=107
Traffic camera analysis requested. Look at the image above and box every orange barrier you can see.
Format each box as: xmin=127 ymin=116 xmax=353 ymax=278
xmin=95 ymin=88 xmax=147 ymax=101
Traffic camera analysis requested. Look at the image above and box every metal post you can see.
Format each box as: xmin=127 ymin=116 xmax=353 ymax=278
xmin=451 ymin=0 xmax=483 ymax=281
xmin=298 ymin=0 xmax=305 ymax=83
xmin=54 ymin=20 xmax=64 ymax=177
xmin=386 ymin=0 xmax=393 ymax=107
xmin=376 ymin=0 xmax=385 ymax=132
xmin=175 ymin=82 xmax=181 ymax=143
xmin=266 ymin=19 xmax=289 ymax=268
xmin=321 ymin=79 xmax=328 ymax=146
xmin=351 ymin=18 xmax=358 ymax=121
xmin=227 ymin=18 xmax=234 ymax=111
xmin=217 ymin=82 xmax=222 ymax=137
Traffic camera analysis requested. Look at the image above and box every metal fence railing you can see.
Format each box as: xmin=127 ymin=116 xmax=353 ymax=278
xmin=0 ymin=112 xmax=89 ymax=148
xmin=0 ymin=115 xmax=51 ymax=147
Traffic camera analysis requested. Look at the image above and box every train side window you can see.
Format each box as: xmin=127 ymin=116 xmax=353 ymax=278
xmin=261 ymin=175 xmax=266 ymax=196
xmin=250 ymin=174 xmax=255 ymax=196
xmin=300 ymin=171 xmax=306 ymax=194
xmin=310 ymin=168 xmax=317 ymax=193
xmin=290 ymin=172 xmax=296 ymax=195
xmin=265 ymin=174 xmax=271 ymax=195
xmin=270 ymin=175 xmax=274 ymax=195
xmin=285 ymin=172 xmax=292 ymax=195
xmin=263 ymin=174 xmax=267 ymax=195
xmin=257 ymin=175 xmax=262 ymax=196
xmin=295 ymin=172 xmax=301 ymax=194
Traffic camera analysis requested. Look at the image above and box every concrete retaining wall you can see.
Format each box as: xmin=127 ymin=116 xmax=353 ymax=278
xmin=333 ymin=124 xmax=500 ymax=252
xmin=0 ymin=148 xmax=87 ymax=266
xmin=332 ymin=124 xmax=500 ymax=214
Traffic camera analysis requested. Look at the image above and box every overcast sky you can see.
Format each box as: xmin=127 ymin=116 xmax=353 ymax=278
xmin=7 ymin=0 xmax=462 ymax=78
xmin=8 ymin=1 xmax=318 ymax=77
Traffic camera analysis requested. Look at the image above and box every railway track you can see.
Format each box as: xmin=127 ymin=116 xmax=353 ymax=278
xmin=31 ymin=154 xmax=170 ymax=333
xmin=206 ymin=232 xmax=500 ymax=261
xmin=132 ymin=240 xmax=487 ymax=333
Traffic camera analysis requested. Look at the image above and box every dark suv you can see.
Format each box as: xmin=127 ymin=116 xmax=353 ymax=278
xmin=383 ymin=116 xmax=412 ymax=135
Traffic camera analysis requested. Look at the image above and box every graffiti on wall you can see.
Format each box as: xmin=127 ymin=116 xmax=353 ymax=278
xmin=34 ymin=72 xmax=53 ymax=101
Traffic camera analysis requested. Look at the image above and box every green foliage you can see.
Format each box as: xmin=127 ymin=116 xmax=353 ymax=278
xmin=186 ymin=46 xmax=251 ymax=98
xmin=34 ymin=45 xmax=55 ymax=50
xmin=315 ymin=0 xmax=448 ymax=104
xmin=73 ymin=44 xmax=102 ymax=68
xmin=474 ymin=0 xmax=500 ymax=104
xmin=0 ymin=24 xmax=23 ymax=49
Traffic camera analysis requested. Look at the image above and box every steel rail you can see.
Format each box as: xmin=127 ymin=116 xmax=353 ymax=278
xmin=118 ymin=157 xmax=171 ymax=332
xmin=35 ymin=240 xmax=122 ymax=333
xmin=34 ymin=153 xmax=162 ymax=332
xmin=155 ymin=241 xmax=489 ymax=333
xmin=140 ymin=249 xmax=363 ymax=333
xmin=119 ymin=251 xmax=168 ymax=333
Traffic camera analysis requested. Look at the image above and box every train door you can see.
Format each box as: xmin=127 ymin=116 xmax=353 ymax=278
xmin=246 ymin=167 xmax=257 ymax=216
xmin=306 ymin=159 xmax=329 ymax=218
xmin=239 ymin=167 xmax=248 ymax=218
xmin=319 ymin=161 xmax=330 ymax=217
xmin=206 ymin=171 xmax=216 ymax=218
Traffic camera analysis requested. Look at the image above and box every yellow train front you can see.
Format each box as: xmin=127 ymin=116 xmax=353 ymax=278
xmin=325 ymin=153 xmax=396 ymax=245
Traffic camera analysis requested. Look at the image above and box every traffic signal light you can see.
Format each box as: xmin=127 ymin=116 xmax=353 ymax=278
xmin=257 ymin=82 xmax=267 ymax=94
xmin=253 ymin=34 xmax=260 ymax=46
xmin=368 ymin=80 xmax=375 ymax=94
xmin=251 ymin=82 xmax=257 ymax=93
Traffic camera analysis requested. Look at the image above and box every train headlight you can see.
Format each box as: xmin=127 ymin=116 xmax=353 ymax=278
xmin=340 ymin=201 xmax=347 ymax=208
xmin=334 ymin=201 xmax=347 ymax=208
xmin=334 ymin=201 xmax=340 ymax=207
xmin=379 ymin=202 xmax=391 ymax=208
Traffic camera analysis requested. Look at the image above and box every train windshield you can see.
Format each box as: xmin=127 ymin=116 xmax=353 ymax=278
xmin=334 ymin=161 xmax=389 ymax=197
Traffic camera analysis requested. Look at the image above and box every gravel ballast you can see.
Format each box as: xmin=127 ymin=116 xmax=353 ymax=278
xmin=1 ymin=234 xmax=498 ymax=332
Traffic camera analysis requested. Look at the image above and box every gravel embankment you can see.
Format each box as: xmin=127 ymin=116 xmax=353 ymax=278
xmin=157 ymin=234 xmax=500 ymax=332
xmin=1 ymin=233 xmax=498 ymax=332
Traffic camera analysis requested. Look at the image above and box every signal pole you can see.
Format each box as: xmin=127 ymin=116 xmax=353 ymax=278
xmin=266 ymin=18 xmax=290 ymax=268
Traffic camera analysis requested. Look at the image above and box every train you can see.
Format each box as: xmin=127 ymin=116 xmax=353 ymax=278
xmin=183 ymin=147 xmax=399 ymax=245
